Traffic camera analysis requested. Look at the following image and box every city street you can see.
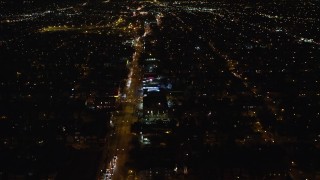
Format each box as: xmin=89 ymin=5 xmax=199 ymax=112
xmin=1 ymin=0 xmax=319 ymax=179
xmin=100 ymin=15 xmax=143 ymax=180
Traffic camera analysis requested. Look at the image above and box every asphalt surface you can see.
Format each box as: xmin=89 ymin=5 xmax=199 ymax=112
xmin=100 ymin=26 xmax=143 ymax=180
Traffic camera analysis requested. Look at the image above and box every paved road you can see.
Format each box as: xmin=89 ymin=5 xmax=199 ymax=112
xmin=100 ymin=21 xmax=143 ymax=180
xmin=111 ymin=104 xmax=137 ymax=180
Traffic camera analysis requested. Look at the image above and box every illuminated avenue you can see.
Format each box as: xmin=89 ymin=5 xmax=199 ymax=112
xmin=0 ymin=0 xmax=319 ymax=179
